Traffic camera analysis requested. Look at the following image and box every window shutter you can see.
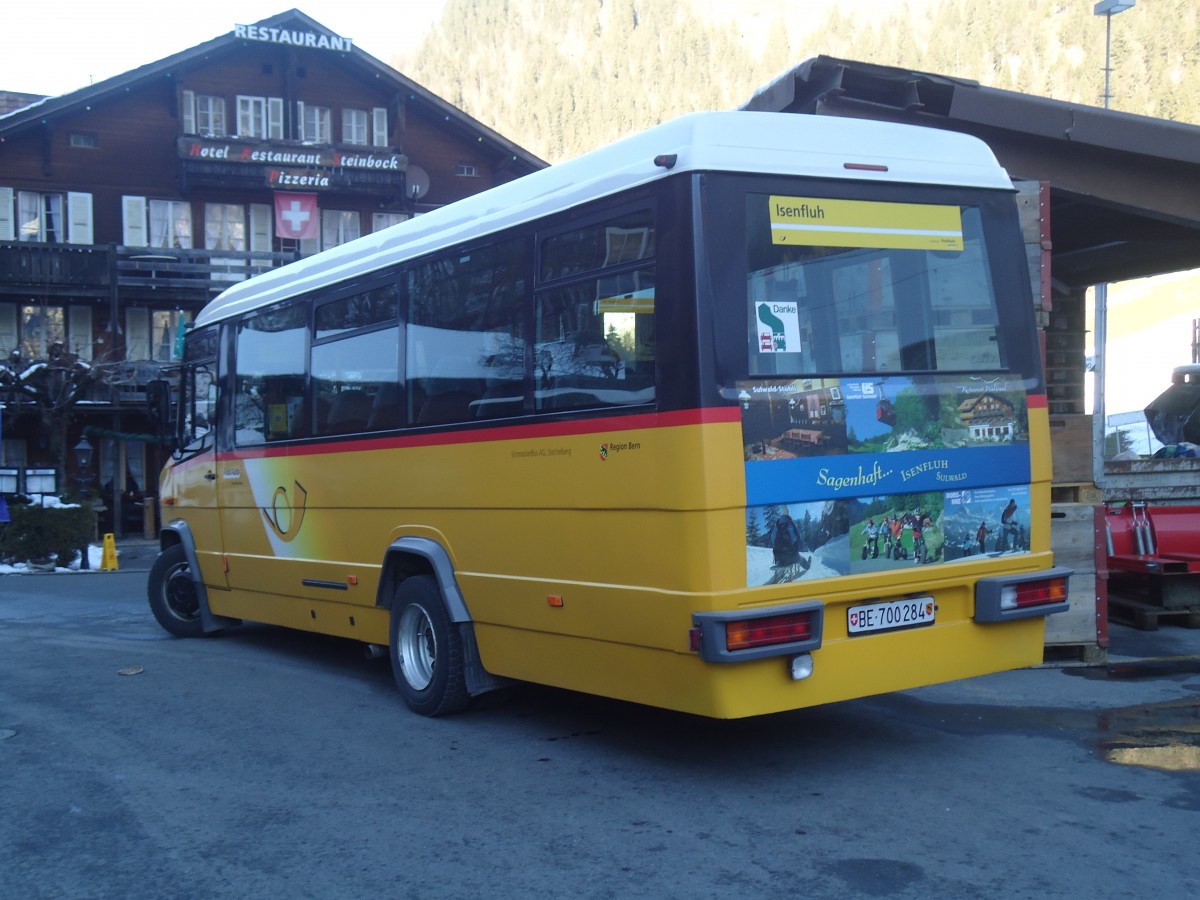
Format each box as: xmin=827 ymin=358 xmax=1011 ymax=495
xmin=249 ymin=203 xmax=272 ymax=252
xmin=68 ymin=305 xmax=93 ymax=361
xmin=296 ymin=101 xmax=306 ymax=141
xmin=0 ymin=303 xmax=17 ymax=356
xmin=122 ymin=196 xmax=148 ymax=247
xmin=0 ymin=187 xmax=13 ymax=241
xmin=268 ymin=97 xmax=284 ymax=139
xmin=125 ymin=307 xmax=150 ymax=361
xmin=372 ymin=107 xmax=388 ymax=146
xmin=67 ymin=192 xmax=93 ymax=245
xmin=182 ymin=89 xmax=196 ymax=134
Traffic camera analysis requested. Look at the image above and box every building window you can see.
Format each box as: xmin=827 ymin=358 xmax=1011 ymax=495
xmin=18 ymin=191 xmax=63 ymax=242
xmin=0 ymin=303 xmax=16 ymax=357
xmin=69 ymin=133 xmax=98 ymax=149
xmin=298 ymin=103 xmax=331 ymax=144
xmin=19 ymin=303 xmax=65 ymax=358
xmin=149 ymin=200 xmax=193 ymax=249
xmin=152 ymin=309 xmax=191 ymax=362
xmin=205 ymin=203 xmax=246 ymax=252
xmin=455 ymin=164 xmax=479 ymax=177
xmin=68 ymin=305 xmax=93 ymax=361
xmin=321 ymin=210 xmax=360 ymax=249
xmin=343 ymin=108 xmax=368 ymax=145
xmin=372 ymin=107 xmax=388 ymax=146
xmin=237 ymin=96 xmax=284 ymax=139
xmin=196 ymin=95 xmax=226 ymax=137
xmin=181 ymin=90 xmax=226 ymax=136
xmin=372 ymin=212 xmax=408 ymax=232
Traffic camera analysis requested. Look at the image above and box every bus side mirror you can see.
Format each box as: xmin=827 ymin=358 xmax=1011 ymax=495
xmin=146 ymin=379 xmax=172 ymax=426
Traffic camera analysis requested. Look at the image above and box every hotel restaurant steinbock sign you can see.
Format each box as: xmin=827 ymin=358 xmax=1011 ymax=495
xmin=175 ymin=24 xmax=406 ymax=189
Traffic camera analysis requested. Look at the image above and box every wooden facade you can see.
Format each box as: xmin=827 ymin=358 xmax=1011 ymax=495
xmin=0 ymin=10 xmax=543 ymax=533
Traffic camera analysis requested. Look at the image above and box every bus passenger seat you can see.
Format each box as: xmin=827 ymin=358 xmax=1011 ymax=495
xmin=326 ymin=389 xmax=372 ymax=434
xmin=417 ymin=388 xmax=479 ymax=425
xmin=368 ymin=384 xmax=401 ymax=429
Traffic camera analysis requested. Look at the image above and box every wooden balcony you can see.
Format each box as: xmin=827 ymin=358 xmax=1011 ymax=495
xmin=0 ymin=241 xmax=298 ymax=297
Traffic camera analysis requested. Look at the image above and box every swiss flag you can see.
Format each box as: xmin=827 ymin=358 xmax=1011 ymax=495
xmin=274 ymin=193 xmax=318 ymax=240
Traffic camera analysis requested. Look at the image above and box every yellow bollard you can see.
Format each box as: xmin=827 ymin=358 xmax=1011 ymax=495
xmin=101 ymin=533 xmax=119 ymax=572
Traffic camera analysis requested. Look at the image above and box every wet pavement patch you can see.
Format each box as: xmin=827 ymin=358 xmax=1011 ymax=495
xmin=1097 ymin=700 xmax=1200 ymax=774
xmin=1062 ymin=657 xmax=1200 ymax=682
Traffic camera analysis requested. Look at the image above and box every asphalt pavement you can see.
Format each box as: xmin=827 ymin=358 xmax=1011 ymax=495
xmin=2 ymin=536 xmax=1198 ymax=898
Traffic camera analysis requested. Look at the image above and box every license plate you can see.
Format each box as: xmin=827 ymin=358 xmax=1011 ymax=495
xmin=847 ymin=597 xmax=936 ymax=635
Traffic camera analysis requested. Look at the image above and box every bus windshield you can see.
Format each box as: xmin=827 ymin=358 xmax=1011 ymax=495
xmin=746 ymin=196 xmax=1002 ymax=375
xmin=705 ymin=177 xmax=1035 ymax=383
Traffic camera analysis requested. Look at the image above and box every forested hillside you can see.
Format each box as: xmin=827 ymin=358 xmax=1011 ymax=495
xmin=397 ymin=0 xmax=1200 ymax=162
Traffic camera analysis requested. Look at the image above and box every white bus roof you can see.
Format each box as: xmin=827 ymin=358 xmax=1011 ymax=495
xmin=195 ymin=111 xmax=1013 ymax=327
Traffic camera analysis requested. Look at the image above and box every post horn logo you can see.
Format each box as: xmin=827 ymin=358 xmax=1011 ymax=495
xmin=262 ymin=480 xmax=308 ymax=541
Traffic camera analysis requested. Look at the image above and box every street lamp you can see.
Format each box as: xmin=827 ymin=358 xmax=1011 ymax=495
xmin=1094 ymin=0 xmax=1135 ymax=110
xmin=1091 ymin=0 xmax=1134 ymax=481
xmin=72 ymin=437 xmax=94 ymax=570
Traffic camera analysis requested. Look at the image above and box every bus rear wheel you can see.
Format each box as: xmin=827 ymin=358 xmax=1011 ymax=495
xmin=147 ymin=544 xmax=205 ymax=638
xmin=389 ymin=575 xmax=469 ymax=716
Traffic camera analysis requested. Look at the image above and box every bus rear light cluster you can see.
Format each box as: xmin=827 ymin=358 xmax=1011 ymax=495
xmin=726 ymin=612 xmax=814 ymax=651
xmin=1002 ymin=578 xmax=1068 ymax=610
xmin=692 ymin=601 xmax=824 ymax=663
xmin=974 ymin=568 xmax=1072 ymax=623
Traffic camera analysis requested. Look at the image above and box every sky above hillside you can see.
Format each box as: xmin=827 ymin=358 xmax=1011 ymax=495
xmin=4 ymin=1 xmax=447 ymax=97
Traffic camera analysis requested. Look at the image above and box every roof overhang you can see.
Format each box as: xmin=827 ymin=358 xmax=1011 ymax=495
xmin=744 ymin=56 xmax=1200 ymax=290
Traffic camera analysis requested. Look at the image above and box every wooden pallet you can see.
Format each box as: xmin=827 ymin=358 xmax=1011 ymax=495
xmin=1107 ymin=595 xmax=1200 ymax=631
xmin=1042 ymin=642 xmax=1108 ymax=665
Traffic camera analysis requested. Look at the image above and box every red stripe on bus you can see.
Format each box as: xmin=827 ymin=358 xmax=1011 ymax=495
xmin=214 ymin=406 xmax=743 ymax=462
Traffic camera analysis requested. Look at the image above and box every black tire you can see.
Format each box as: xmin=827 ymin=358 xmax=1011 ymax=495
xmin=389 ymin=575 xmax=469 ymax=717
xmin=147 ymin=544 xmax=205 ymax=638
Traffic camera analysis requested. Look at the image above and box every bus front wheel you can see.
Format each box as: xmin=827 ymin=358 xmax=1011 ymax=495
xmin=389 ymin=575 xmax=469 ymax=716
xmin=147 ymin=544 xmax=205 ymax=638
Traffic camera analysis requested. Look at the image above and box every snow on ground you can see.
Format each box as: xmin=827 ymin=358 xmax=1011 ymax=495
xmin=747 ymin=533 xmax=850 ymax=586
xmin=0 ymin=544 xmax=103 ymax=575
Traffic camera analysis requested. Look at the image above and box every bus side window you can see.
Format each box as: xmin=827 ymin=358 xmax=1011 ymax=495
xmin=534 ymin=273 xmax=655 ymax=412
xmin=407 ymin=239 xmax=526 ymax=426
xmin=311 ymin=324 xmax=400 ymax=436
xmin=234 ymin=304 xmax=308 ymax=444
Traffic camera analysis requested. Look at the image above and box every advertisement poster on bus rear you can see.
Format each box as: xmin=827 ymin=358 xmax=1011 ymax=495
xmin=740 ymin=375 xmax=1033 ymax=586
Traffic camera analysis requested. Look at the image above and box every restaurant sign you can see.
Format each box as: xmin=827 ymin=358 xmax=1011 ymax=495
xmin=234 ymin=24 xmax=353 ymax=52
xmin=178 ymin=138 xmax=406 ymax=173
xmin=268 ymin=169 xmax=332 ymax=190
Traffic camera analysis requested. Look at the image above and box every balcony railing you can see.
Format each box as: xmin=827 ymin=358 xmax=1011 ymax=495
xmin=0 ymin=242 xmax=298 ymax=295
xmin=116 ymin=246 xmax=298 ymax=292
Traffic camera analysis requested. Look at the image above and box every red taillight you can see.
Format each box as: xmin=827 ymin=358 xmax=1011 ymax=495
xmin=1006 ymin=577 xmax=1069 ymax=610
xmin=726 ymin=612 xmax=814 ymax=651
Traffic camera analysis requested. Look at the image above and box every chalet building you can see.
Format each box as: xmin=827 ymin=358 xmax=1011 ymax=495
xmin=0 ymin=9 xmax=543 ymax=534
xmin=957 ymin=393 xmax=1018 ymax=442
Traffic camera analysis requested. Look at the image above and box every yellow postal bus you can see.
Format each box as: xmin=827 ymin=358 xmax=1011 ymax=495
xmin=149 ymin=111 xmax=1070 ymax=718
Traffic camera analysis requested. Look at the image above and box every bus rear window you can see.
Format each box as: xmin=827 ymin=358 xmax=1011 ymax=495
xmin=746 ymin=193 xmax=1004 ymax=376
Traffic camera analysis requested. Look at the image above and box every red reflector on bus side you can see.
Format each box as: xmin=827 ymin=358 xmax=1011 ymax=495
xmin=726 ymin=612 xmax=814 ymax=651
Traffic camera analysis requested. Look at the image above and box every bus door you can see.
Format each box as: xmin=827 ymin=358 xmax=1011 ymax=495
xmin=218 ymin=305 xmax=309 ymax=601
xmin=172 ymin=349 xmax=229 ymax=591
